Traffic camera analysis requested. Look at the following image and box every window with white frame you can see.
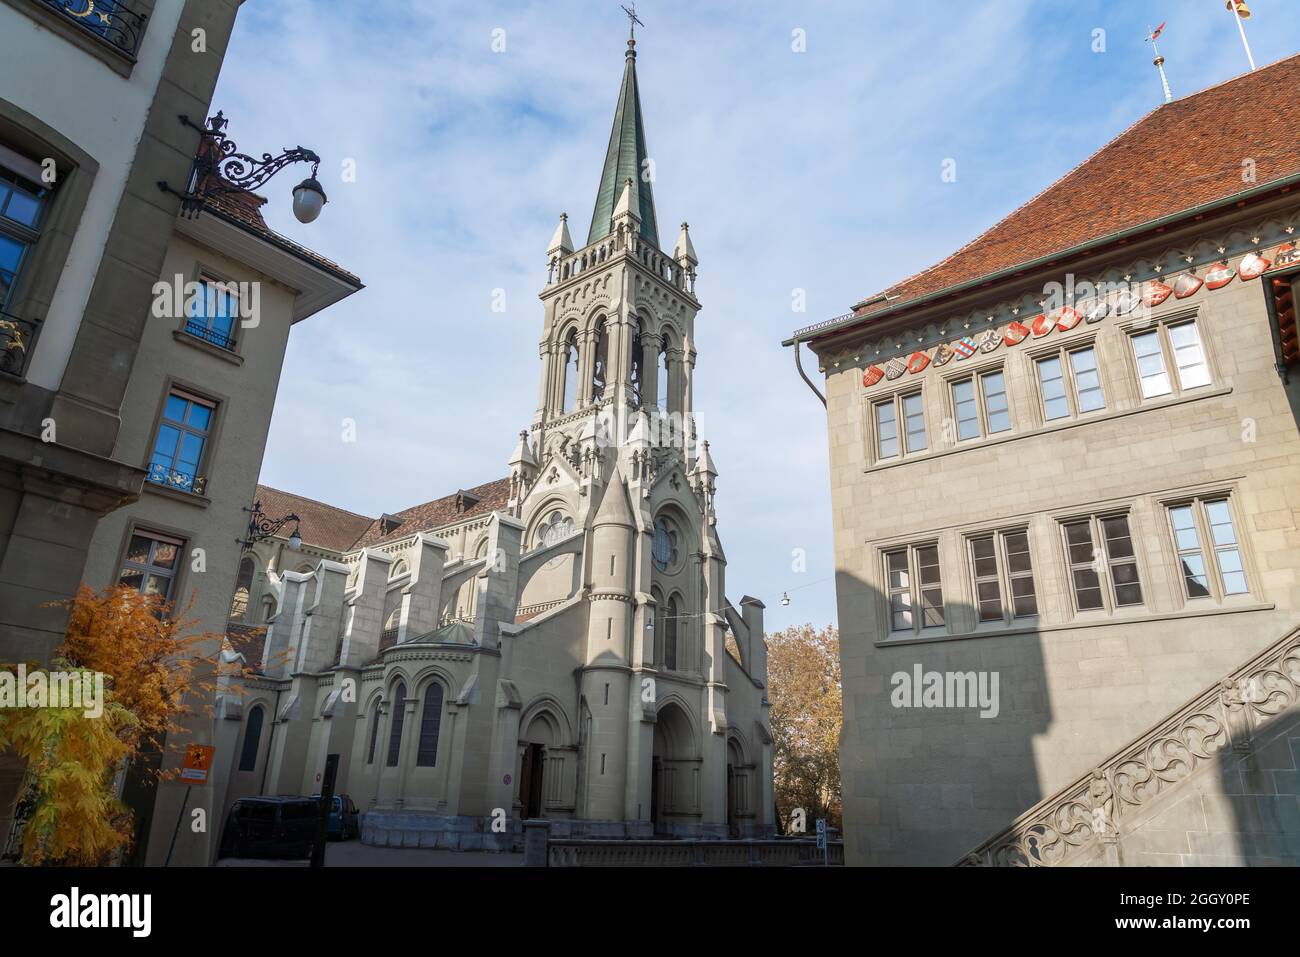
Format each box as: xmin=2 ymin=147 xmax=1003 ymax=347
xmin=952 ymin=369 xmax=1011 ymax=441
xmin=1036 ymin=344 xmax=1104 ymax=421
xmin=1061 ymin=513 xmax=1143 ymax=612
xmin=1129 ymin=319 xmax=1211 ymax=399
xmin=873 ymin=390 xmax=926 ymax=460
xmin=1167 ymin=498 xmax=1248 ymax=600
xmin=969 ymin=529 xmax=1038 ymax=624
xmin=885 ymin=543 xmax=944 ymax=634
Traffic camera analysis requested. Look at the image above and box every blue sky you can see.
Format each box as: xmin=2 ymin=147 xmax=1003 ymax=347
xmin=212 ymin=1 xmax=1300 ymax=633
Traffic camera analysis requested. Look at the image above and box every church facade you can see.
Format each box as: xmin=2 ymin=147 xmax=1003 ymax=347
xmin=215 ymin=34 xmax=774 ymax=853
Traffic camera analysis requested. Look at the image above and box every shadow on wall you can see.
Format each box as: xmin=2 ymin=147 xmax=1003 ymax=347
xmin=1220 ymin=707 xmax=1300 ymax=865
xmin=837 ymin=570 xmax=1052 ymax=865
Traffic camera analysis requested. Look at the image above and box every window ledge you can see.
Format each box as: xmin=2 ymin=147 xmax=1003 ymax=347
xmin=142 ymin=480 xmax=210 ymax=508
xmin=173 ymin=329 xmax=244 ymax=366
xmin=863 ymin=384 xmax=1233 ymax=474
xmin=872 ymin=600 xmax=1275 ymax=648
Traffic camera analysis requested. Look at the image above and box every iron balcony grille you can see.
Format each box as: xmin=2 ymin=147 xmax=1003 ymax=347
xmin=184 ymin=317 xmax=237 ymax=351
xmin=146 ymin=461 xmax=207 ymax=496
xmin=0 ymin=309 xmax=40 ymax=378
xmin=39 ymin=0 xmax=148 ymax=58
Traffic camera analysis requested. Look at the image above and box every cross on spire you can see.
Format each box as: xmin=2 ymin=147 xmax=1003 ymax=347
xmin=621 ymin=3 xmax=643 ymax=43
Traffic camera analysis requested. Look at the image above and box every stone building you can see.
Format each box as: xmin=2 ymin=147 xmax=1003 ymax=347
xmin=214 ymin=34 xmax=774 ymax=854
xmin=0 ymin=0 xmax=246 ymax=853
xmin=787 ymin=55 xmax=1300 ymax=866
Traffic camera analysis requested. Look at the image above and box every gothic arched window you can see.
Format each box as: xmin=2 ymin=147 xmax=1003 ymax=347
xmin=386 ymin=682 xmax=406 ymax=767
xmin=562 ymin=329 xmax=579 ymax=411
xmin=658 ymin=346 xmax=671 ymax=414
xmin=230 ymin=557 xmax=254 ymax=620
xmin=366 ymin=700 xmax=382 ymax=765
xmin=541 ymin=510 xmax=573 ymax=548
xmin=238 ymin=704 xmax=264 ymax=772
xmin=652 ymin=517 xmax=679 ymax=572
xmin=416 ymin=683 xmax=444 ymax=767
xmin=665 ymin=596 xmax=679 ymax=671
xmin=591 ymin=318 xmax=608 ymax=402
xmin=629 ymin=320 xmax=643 ymax=406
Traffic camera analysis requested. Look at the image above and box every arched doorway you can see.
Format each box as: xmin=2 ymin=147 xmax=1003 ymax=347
xmin=519 ymin=712 xmax=556 ymax=819
xmin=651 ymin=701 xmax=697 ymax=835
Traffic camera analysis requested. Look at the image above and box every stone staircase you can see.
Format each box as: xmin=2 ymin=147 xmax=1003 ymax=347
xmin=960 ymin=626 xmax=1300 ymax=867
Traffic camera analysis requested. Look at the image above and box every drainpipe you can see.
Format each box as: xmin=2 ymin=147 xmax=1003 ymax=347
xmin=792 ymin=341 xmax=826 ymax=407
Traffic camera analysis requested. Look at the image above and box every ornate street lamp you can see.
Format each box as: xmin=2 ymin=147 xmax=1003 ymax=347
xmin=239 ymin=501 xmax=302 ymax=552
xmin=158 ymin=112 xmax=328 ymax=223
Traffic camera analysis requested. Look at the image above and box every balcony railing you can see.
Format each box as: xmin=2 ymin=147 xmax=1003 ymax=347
xmin=39 ymin=0 xmax=148 ymax=58
xmin=0 ymin=309 xmax=40 ymax=378
xmin=146 ymin=462 xmax=207 ymax=496
xmin=183 ymin=318 xmax=237 ymax=352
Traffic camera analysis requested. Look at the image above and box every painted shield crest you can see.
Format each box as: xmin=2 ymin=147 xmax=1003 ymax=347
xmin=1083 ymin=299 xmax=1110 ymax=323
xmin=1055 ymin=306 xmax=1083 ymax=332
xmin=1143 ymin=280 xmax=1173 ymax=307
xmin=978 ymin=329 xmax=1001 ymax=353
xmin=1173 ymin=272 xmax=1204 ymax=299
xmin=906 ymin=350 xmax=931 ymax=374
xmin=932 ymin=342 xmax=955 ymax=366
xmin=862 ymin=364 xmax=884 ymax=388
xmin=953 ymin=337 xmax=977 ymax=359
xmin=1115 ymin=289 xmax=1140 ymax=315
xmin=884 ymin=357 xmax=907 ymax=380
xmin=1029 ymin=313 xmax=1054 ymax=338
xmin=1003 ymin=320 xmax=1030 ymax=346
xmin=1238 ymin=252 xmax=1270 ymax=281
xmin=1204 ymin=261 xmax=1236 ymax=290
xmin=1271 ymin=243 xmax=1300 ymax=271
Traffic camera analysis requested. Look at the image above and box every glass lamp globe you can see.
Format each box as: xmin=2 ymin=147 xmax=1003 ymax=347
xmin=291 ymin=177 xmax=327 ymax=224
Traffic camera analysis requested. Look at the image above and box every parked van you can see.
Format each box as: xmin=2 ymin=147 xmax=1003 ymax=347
xmin=218 ymin=796 xmax=319 ymax=860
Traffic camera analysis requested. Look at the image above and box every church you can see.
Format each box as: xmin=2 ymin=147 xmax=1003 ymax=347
xmin=215 ymin=30 xmax=775 ymax=852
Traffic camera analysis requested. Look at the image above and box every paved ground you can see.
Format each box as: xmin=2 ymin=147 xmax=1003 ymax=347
xmin=216 ymin=839 xmax=524 ymax=867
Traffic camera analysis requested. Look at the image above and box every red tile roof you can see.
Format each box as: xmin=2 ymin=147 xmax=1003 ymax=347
xmin=351 ymin=477 xmax=512 ymax=549
xmin=847 ymin=53 xmax=1300 ymax=326
xmin=254 ymin=484 xmax=375 ymax=553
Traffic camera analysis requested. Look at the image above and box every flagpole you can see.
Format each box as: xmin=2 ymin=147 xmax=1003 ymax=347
xmin=1229 ymin=2 xmax=1256 ymax=70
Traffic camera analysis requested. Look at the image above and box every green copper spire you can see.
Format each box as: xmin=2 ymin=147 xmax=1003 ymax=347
xmin=587 ymin=37 xmax=659 ymax=247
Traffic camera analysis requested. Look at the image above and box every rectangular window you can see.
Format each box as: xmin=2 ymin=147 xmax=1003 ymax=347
xmin=1037 ymin=346 xmax=1104 ymax=420
xmin=1130 ymin=319 xmax=1212 ymax=399
xmin=953 ymin=371 xmax=1011 ymax=441
xmin=970 ymin=529 xmax=1038 ymax=624
xmin=184 ymin=278 xmax=239 ymax=351
xmin=902 ymin=392 xmax=926 ymax=452
xmin=148 ymin=390 xmax=214 ymax=495
xmin=1131 ymin=330 xmax=1171 ymax=398
xmin=885 ymin=544 xmax=944 ymax=634
xmin=119 ymin=531 xmax=184 ymax=601
xmin=874 ymin=400 xmax=898 ymax=459
xmin=1036 ymin=356 xmax=1069 ymax=420
xmin=953 ymin=379 xmax=980 ymax=441
xmin=1168 ymin=499 xmax=1247 ymax=599
xmin=0 ymin=157 xmax=51 ymax=375
xmin=1062 ymin=513 xmax=1143 ymax=613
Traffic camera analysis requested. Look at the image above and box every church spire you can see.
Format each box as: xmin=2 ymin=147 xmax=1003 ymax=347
xmin=587 ymin=20 xmax=659 ymax=248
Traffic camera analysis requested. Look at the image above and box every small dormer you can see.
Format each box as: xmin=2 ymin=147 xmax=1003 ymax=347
xmin=379 ymin=513 xmax=404 ymax=535
xmin=455 ymin=490 xmax=481 ymax=514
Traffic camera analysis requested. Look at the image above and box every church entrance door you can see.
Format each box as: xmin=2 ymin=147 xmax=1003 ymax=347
xmin=520 ymin=743 xmax=545 ymax=818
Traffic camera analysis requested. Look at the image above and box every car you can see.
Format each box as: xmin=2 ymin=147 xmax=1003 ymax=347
xmin=311 ymin=793 xmax=359 ymax=841
xmin=217 ymin=796 xmax=319 ymax=860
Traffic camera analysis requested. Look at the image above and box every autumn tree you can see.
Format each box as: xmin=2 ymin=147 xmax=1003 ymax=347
xmin=0 ymin=585 xmax=234 ymax=864
xmin=766 ymin=624 xmax=842 ymax=834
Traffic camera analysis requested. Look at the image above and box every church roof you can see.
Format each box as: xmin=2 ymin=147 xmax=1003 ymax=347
xmin=254 ymin=484 xmax=375 ymax=553
xmin=351 ymin=476 xmax=512 ymax=549
xmin=790 ymin=52 xmax=1300 ymax=345
xmin=587 ymin=40 xmax=659 ymax=247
